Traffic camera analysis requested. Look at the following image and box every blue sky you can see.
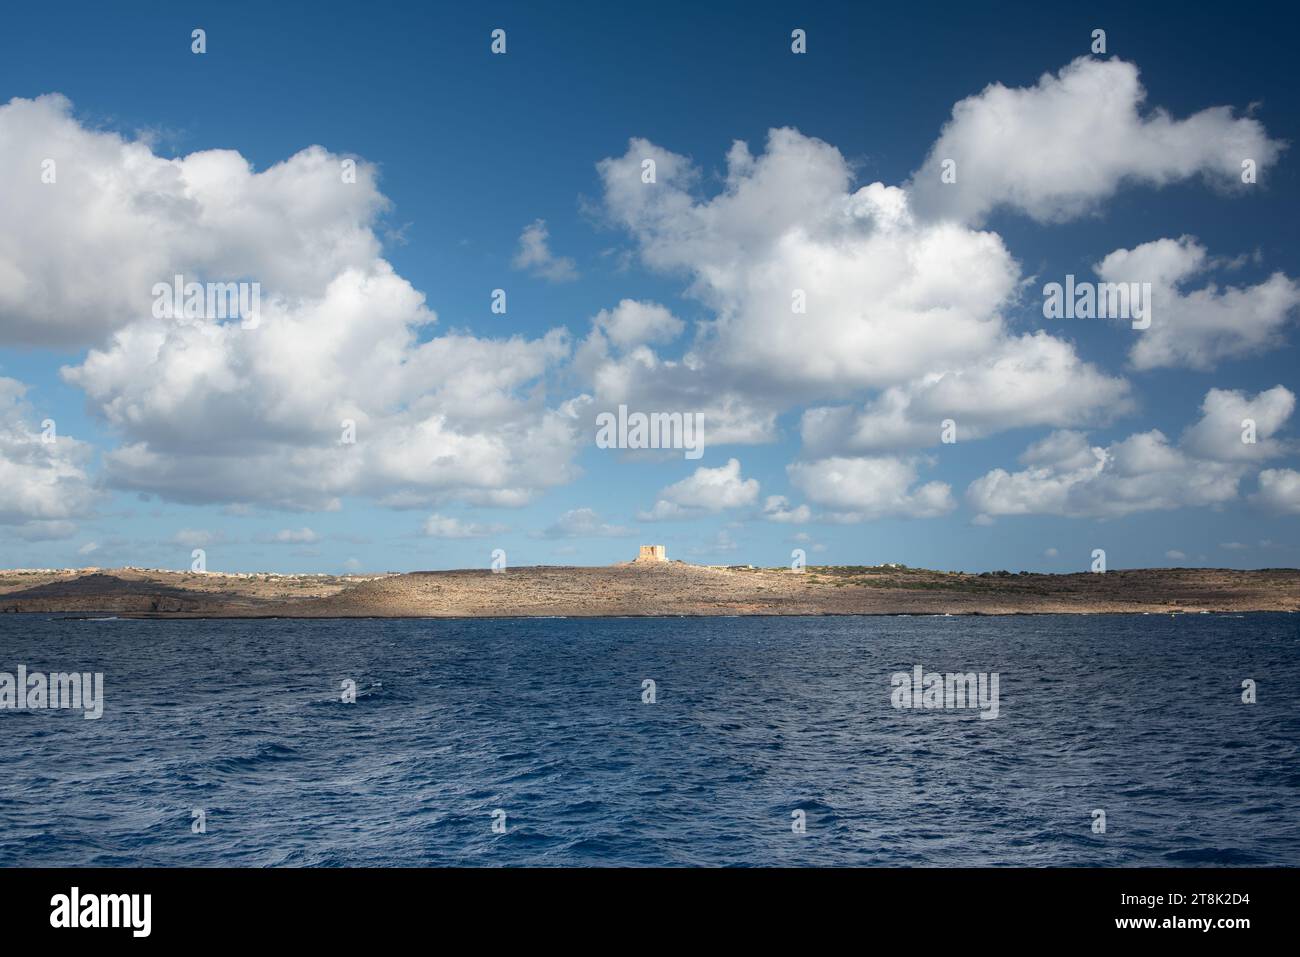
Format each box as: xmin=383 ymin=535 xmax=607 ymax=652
xmin=1 ymin=0 xmax=1298 ymax=573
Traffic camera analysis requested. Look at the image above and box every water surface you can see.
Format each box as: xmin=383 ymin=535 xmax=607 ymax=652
xmin=2 ymin=613 xmax=1296 ymax=866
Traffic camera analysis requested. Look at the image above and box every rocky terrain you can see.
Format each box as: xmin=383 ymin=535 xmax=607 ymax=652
xmin=0 ymin=567 xmax=386 ymax=615
xmin=1 ymin=562 xmax=1297 ymax=617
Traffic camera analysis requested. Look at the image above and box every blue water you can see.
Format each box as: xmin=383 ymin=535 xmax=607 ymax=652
xmin=1 ymin=613 xmax=1297 ymax=866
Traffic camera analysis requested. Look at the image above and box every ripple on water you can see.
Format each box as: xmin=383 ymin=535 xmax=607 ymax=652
xmin=0 ymin=613 xmax=1296 ymax=866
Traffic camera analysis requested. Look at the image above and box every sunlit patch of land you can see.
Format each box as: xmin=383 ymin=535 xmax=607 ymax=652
xmin=1 ymin=562 xmax=1297 ymax=617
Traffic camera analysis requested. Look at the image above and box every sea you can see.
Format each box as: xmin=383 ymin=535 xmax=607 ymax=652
xmin=1 ymin=613 xmax=1296 ymax=866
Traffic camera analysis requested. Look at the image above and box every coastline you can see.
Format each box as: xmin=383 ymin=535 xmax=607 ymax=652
xmin=3 ymin=562 xmax=1298 ymax=619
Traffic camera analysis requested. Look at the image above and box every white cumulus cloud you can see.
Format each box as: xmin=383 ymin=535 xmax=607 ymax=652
xmin=967 ymin=386 xmax=1295 ymax=520
xmin=638 ymin=458 xmax=759 ymax=520
xmin=1252 ymin=469 xmax=1300 ymax=514
xmin=595 ymin=127 xmax=1130 ymax=457
xmin=1095 ymin=237 xmax=1300 ymax=370
xmin=910 ymin=57 xmax=1284 ymax=224
xmin=0 ymin=94 xmax=388 ymax=347
xmin=0 ymin=377 xmax=99 ymax=531
xmin=512 ymin=218 xmax=578 ymax=282
xmin=422 ymin=514 xmax=508 ymax=539
xmin=787 ymin=455 xmax=954 ymax=521
xmin=5 ymin=98 xmax=584 ymax=513
xmin=536 ymin=507 xmax=634 ymax=539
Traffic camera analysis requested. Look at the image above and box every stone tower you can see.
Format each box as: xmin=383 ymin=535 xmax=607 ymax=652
xmin=636 ymin=544 xmax=667 ymax=562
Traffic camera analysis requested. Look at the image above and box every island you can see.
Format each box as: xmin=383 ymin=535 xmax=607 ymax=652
xmin=1 ymin=545 xmax=1297 ymax=618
